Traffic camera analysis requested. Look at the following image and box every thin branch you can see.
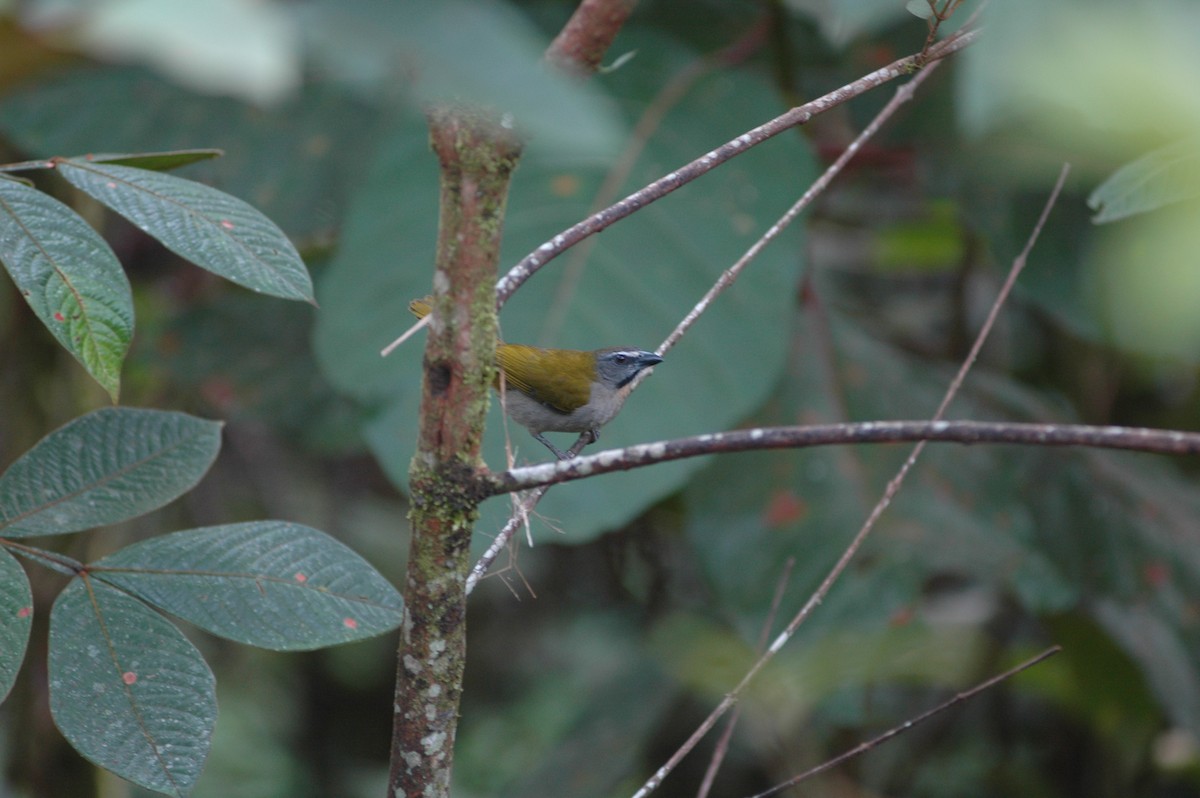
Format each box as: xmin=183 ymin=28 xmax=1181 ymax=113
xmin=747 ymin=646 xmax=1063 ymax=798
xmin=627 ymin=168 xmax=1069 ymax=798
xmin=494 ymin=27 xmax=980 ymax=307
xmin=696 ymin=558 xmax=795 ymax=798
xmin=488 ymin=418 xmax=1200 ymax=493
xmin=465 ymin=430 xmax=592 ymax=595
xmin=919 ymin=0 xmax=967 ymax=59
xmin=659 ymin=53 xmax=944 ymax=359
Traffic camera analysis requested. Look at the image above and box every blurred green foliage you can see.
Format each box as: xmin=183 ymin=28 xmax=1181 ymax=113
xmin=1 ymin=0 xmax=1199 ymax=796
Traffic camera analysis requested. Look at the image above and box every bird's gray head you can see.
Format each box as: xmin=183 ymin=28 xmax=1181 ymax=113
xmin=593 ymin=348 xmax=663 ymax=390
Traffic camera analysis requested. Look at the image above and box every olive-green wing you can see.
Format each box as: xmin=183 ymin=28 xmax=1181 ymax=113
xmin=495 ymin=345 xmax=593 ymax=414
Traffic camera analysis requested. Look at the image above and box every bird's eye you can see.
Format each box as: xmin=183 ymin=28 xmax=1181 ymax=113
xmin=614 ymin=354 xmax=629 ymax=364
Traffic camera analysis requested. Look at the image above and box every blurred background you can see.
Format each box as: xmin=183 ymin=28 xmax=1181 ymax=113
xmin=1 ymin=0 xmax=1199 ymax=796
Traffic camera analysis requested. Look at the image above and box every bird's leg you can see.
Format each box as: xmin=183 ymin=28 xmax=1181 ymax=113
xmin=565 ymin=429 xmax=599 ymax=459
xmin=533 ymin=432 xmax=572 ymax=461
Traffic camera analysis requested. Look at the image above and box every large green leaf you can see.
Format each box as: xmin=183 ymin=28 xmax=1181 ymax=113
xmin=91 ymin=521 xmax=403 ymax=650
xmin=0 ymin=549 xmax=33 ymax=704
xmin=0 ymin=408 xmax=222 ymax=538
xmin=0 ymin=176 xmax=132 ymax=399
xmin=301 ymin=0 xmax=623 ymax=160
xmin=315 ymin=29 xmax=815 ymax=544
xmin=0 ymin=66 xmax=378 ymax=245
xmin=49 ymin=579 xmax=216 ymax=796
xmin=56 ymin=159 xmax=313 ymax=302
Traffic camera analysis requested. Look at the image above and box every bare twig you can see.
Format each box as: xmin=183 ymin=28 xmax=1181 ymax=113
xmin=381 ymin=313 xmax=430 ymax=357
xmin=495 ymin=27 xmax=980 ymax=307
xmin=697 ymin=558 xmax=795 ymax=798
xmin=626 ymin=167 xmax=1071 ymax=798
xmin=658 ymin=55 xmax=944 ymax=359
xmin=919 ymin=0 xmax=967 ymax=59
xmin=747 ymin=646 xmax=1063 ymax=798
xmin=465 ymin=429 xmax=593 ymax=595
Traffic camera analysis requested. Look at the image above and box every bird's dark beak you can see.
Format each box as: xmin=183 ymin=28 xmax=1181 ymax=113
xmin=640 ymin=352 xmax=664 ymax=367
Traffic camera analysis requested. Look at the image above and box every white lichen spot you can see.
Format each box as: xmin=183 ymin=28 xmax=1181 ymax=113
xmin=597 ymin=450 xmax=622 ymax=468
xmin=930 ymin=420 xmax=949 ymax=433
xmin=750 ymin=428 xmax=764 ymax=440
xmin=429 ymin=638 xmax=446 ymax=656
xmin=403 ymin=654 xmax=422 ymax=673
xmin=432 ymin=270 xmax=450 ymax=293
xmin=645 ymin=441 xmax=667 ymax=459
xmin=428 ymin=684 xmax=442 ymax=698
xmin=422 ymin=731 xmax=447 ymax=755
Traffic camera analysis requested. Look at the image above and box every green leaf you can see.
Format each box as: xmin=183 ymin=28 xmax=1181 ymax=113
xmin=0 ymin=176 xmax=132 ymax=399
xmin=0 ymin=149 xmax=224 ymax=174
xmin=315 ymin=29 xmax=815 ymax=544
xmin=0 ymin=66 xmax=379 ymax=246
xmin=906 ymin=0 xmax=936 ymax=20
xmin=91 ymin=521 xmax=404 ymax=650
xmin=0 ymin=408 xmax=222 ymax=538
xmin=0 ymin=549 xmax=33 ymax=704
xmin=49 ymin=579 xmax=216 ymax=796
xmin=55 ymin=159 xmax=314 ymax=302
xmin=1088 ymin=138 xmax=1200 ymax=223
xmin=69 ymin=149 xmax=225 ymax=172
xmin=302 ymin=0 xmax=623 ymax=160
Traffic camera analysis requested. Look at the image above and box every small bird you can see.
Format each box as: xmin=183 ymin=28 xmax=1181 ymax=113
xmin=410 ymin=298 xmax=662 ymax=460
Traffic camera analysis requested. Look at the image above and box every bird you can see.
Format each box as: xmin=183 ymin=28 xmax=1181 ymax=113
xmin=409 ymin=297 xmax=662 ymax=460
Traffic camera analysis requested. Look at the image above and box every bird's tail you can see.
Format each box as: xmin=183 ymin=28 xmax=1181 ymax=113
xmin=409 ymin=296 xmax=433 ymax=320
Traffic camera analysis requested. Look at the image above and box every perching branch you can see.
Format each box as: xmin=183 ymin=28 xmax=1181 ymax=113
xmin=748 ymin=646 xmax=1063 ymax=798
xmin=485 ymin=419 xmax=1200 ymax=494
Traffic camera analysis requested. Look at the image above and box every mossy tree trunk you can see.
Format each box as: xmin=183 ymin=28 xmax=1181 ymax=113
xmin=387 ymin=105 xmax=522 ymax=798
